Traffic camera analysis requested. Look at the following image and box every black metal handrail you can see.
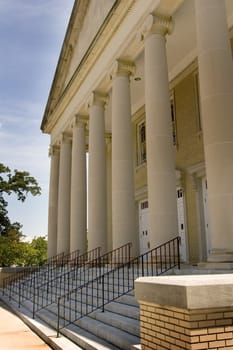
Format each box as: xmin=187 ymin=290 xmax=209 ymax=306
xmin=32 ymin=242 xmax=132 ymax=318
xmin=2 ymin=251 xmax=65 ymax=297
xmin=16 ymin=249 xmax=80 ymax=308
xmin=3 ymin=250 xmax=80 ymax=306
xmin=56 ymin=236 xmax=180 ymax=337
xmin=32 ymin=246 xmax=101 ymax=316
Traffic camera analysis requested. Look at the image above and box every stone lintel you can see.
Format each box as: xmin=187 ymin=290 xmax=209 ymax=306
xmin=135 ymin=274 xmax=233 ymax=309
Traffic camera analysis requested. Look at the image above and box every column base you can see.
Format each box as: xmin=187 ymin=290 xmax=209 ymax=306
xmin=207 ymin=249 xmax=233 ymax=263
xmin=198 ymin=262 xmax=233 ymax=270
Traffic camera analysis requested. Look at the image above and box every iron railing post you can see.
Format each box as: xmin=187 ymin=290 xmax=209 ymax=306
xmin=33 ymin=275 xmax=36 ymax=319
xmin=18 ymin=282 xmax=21 ymax=308
xmin=177 ymin=236 xmax=181 ymax=269
xmin=142 ymin=255 xmax=144 ymax=277
xmin=102 ymin=275 xmax=105 ymax=312
xmin=57 ymin=297 xmax=60 ymax=338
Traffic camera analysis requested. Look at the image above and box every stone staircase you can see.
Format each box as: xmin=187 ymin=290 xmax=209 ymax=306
xmin=1 ymin=268 xmax=141 ymax=349
xmin=1 ymin=238 xmax=180 ymax=350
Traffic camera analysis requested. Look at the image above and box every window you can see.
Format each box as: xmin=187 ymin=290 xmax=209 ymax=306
xmin=170 ymin=91 xmax=178 ymax=146
xmin=194 ymin=72 xmax=202 ymax=133
xmin=141 ymin=200 xmax=148 ymax=210
xmin=137 ymin=121 xmax=146 ymax=165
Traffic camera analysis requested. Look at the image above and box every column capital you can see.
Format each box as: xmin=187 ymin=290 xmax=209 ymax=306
xmin=109 ymin=59 xmax=135 ymax=80
xmin=59 ymin=132 xmax=72 ymax=145
xmin=71 ymin=114 xmax=88 ymax=129
xmin=137 ymin=13 xmax=174 ymax=41
xmin=49 ymin=144 xmax=60 ymax=157
xmin=86 ymin=91 xmax=108 ymax=109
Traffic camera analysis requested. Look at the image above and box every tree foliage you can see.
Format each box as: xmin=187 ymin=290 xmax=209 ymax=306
xmin=0 ymin=162 xmax=45 ymax=267
xmin=0 ymin=162 xmax=41 ymax=237
xmin=0 ymin=235 xmax=48 ymax=267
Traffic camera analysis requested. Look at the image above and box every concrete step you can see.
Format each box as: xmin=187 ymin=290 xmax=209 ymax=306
xmin=0 ymin=294 xmax=83 ymax=350
xmin=105 ymin=300 xmax=139 ymax=320
xmin=38 ymin=302 xmax=139 ymax=350
xmin=92 ymin=309 xmax=140 ymax=336
xmin=38 ymin=305 xmax=125 ymax=349
xmin=2 ymin=287 xmax=140 ymax=350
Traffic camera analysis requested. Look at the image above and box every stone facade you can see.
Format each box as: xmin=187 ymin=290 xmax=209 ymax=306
xmin=41 ymin=0 xmax=233 ymax=265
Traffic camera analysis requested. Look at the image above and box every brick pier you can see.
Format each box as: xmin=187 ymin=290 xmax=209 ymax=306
xmin=135 ymin=275 xmax=233 ymax=349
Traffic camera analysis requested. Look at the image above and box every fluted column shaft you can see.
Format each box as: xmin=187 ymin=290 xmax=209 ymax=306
xmin=143 ymin=15 xmax=178 ymax=248
xmin=57 ymin=134 xmax=72 ymax=254
xmin=70 ymin=117 xmax=87 ymax=254
xmin=195 ymin=0 xmax=233 ymax=257
xmin=88 ymin=92 xmax=107 ymax=253
xmin=47 ymin=145 xmax=59 ymax=258
xmin=111 ymin=60 xmax=138 ymax=256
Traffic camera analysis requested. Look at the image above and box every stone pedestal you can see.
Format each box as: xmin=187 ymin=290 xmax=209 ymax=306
xmin=135 ymin=275 xmax=233 ymax=350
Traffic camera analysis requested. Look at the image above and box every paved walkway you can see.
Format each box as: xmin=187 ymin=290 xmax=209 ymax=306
xmin=0 ymin=300 xmax=52 ymax=349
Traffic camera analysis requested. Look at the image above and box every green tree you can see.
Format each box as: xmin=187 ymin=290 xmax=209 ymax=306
xmin=0 ymin=162 xmax=41 ymax=237
xmin=0 ymin=236 xmax=48 ymax=267
xmin=30 ymin=236 xmax=48 ymax=265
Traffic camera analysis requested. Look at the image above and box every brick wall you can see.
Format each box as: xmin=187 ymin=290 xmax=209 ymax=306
xmin=140 ymin=301 xmax=233 ymax=350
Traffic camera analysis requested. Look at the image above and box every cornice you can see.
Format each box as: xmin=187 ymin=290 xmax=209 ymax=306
xmin=41 ymin=0 xmax=185 ymax=136
xmin=41 ymin=0 xmax=135 ymax=133
xmin=41 ymin=0 xmax=89 ymax=132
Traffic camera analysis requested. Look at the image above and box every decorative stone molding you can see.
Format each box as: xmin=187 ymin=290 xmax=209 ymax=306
xmin=59 ymin=132 xmax=72 ymax=145
xmin=176 ymin=169 xmax=184 ymax=188
xmin=71 ymin=114 xmax=88 ymax=129
xmin=105 ymin=132 xmax=112 ymax=143
xmin=108 ymin=59 xmax=135 ymax=80
xmin=49 ymin=144 xmax=60 ymax=157
xmin=137 ymin=13 xmax=174 ymax=41
xmin=187 ymin=162 xmax=205 ymax=191
xmin=86 ymin=91 xmax=108 ymax=109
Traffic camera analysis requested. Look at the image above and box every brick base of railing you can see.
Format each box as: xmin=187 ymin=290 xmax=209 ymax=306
xmin=135 ymin=275 xmax=233 ymax=350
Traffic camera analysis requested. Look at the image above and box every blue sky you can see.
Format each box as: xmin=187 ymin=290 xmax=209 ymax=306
xmin=0 ymin=0 xmax=74 ymax=238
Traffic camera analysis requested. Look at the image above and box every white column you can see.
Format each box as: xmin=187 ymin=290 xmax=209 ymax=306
xmin=111 ymin=60 xmax=138 ymax=256
xmin=70 ymin=116 xmax=87 ymax=255
xmin=57 ymin=133 xmax=72 ymax=254
xmin=87 ymin=92 xmax=107 ymax=253
xmin=47 ymin=145 xmax=59 ymax=258
xmin=195 ymin=0 xmax=233 ymax=259
xmin=141 ymin=14 xmax=178 ymax=248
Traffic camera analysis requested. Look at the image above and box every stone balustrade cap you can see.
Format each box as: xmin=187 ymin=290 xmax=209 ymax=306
xmin=135 ymin=274 xmax=233 ymax=310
